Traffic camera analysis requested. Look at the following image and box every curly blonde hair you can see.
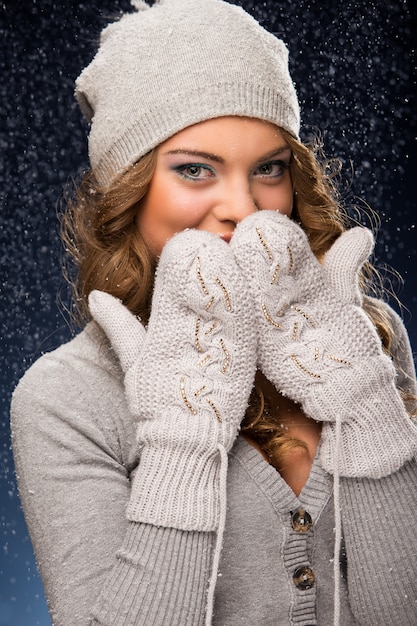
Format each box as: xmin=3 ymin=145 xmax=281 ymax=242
xmin=62 ymin=150 xmax=157 ymax=324
xmin=60 ymin=127 xmax=398 ymax=471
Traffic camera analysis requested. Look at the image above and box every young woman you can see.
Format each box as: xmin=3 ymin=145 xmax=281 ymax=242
xmin=11 ymin=1 xmax=417 ymax=625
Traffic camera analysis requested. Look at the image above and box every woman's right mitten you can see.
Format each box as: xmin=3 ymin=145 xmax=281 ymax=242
xmin=90 ymin=229 xmax=257 ymax=531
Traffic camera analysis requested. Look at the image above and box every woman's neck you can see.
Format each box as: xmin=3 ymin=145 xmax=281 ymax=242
xmin=242 ymin=371 xmax=322 ymax=496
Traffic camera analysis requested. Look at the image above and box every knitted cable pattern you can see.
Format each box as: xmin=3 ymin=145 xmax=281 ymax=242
xmin=89 ymin=229 xmax=257 ymax=531
xmin=231 ymin=210 xmax=417 ymax=479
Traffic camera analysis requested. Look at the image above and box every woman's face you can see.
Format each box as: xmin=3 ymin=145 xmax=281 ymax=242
xmin=137 ymin=116 xmax=293 ymax=256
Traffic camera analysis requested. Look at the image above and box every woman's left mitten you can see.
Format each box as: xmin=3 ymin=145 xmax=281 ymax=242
xmin=231 ymin=211 xmax=417 ymax=478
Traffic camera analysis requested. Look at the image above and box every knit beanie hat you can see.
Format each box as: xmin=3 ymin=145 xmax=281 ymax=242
xmin=75 ymin=0 xmax=300 ymax=188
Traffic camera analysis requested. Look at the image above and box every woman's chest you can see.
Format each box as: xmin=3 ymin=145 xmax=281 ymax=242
xmin=213 ymin=438 xmax=356 ymax=626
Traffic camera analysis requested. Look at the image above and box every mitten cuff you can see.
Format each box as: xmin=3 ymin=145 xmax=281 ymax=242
xmin=127 ymin=444 xmax=223 ymax=531
xmin=318 ymin=377 xmax=417 ymax=478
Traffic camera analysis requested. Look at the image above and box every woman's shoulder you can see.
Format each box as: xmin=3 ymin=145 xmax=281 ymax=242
xmin=11 ymin=322 xmax=132 ymax=456
xmin=11 ymin=323 xmax=139 ymax=520
xmin=364 ymin=295 xmax=416 ymax=392
xmin=365 ymin=296 xmax=414 ymax=353
xmin=15 ymin=321 xmax=122 ymax=391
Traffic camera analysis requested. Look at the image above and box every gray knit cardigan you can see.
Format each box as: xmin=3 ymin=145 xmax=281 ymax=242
xmin=11 ymin=302 xmax=417 ymax=625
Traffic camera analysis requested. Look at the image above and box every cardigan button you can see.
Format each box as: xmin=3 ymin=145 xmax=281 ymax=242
xmin=291 ymin=509 xmax=313 ymax=532
xmin=293 ymin=566 xmax=315 ymax=590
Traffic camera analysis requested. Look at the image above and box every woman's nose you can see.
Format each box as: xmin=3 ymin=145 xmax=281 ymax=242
xmin=215 ymin=180 xmax=258 ymax=224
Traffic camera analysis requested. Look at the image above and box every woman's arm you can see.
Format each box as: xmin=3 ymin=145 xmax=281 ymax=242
xmin=11 ymin=332 xmax=214 ymax=626
xmin=12 ymin=229 xmax=256 ymax=625
xmin=375 ymin=296 xmax=417 ymax=394
xmin=340 ymin=302 xmax=417 ymax=624
xmin=231 ymin=211 xmax=417 ymax=622
xmin=340 ymin=459 xmax=417 ymax=625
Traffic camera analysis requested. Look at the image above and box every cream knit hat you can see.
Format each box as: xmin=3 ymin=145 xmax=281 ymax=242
xmin=75 ymin=0 xmax=300 ymax=188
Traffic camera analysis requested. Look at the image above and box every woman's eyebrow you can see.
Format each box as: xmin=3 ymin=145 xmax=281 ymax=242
xmin=255 ymin=145 xmax=291 ymax=163
xmin=163 ymin=145 xmax=291 ymax=164
xmin=164 ymin=149 xmax=225 ymax=163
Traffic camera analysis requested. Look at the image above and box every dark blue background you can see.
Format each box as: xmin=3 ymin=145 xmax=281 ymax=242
xmin=1 ymin=1 xmax=416 ymax=624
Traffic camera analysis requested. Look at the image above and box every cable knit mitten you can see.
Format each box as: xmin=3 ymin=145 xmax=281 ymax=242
xmin=231 ymin=211 xmax=417 ymax=478
xmin=89 ymin=229 xmax=257 ymax=531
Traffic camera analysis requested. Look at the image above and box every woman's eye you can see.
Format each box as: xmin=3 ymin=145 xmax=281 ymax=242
xmin=254 ymin=160 xmax=289 ymax=178
xmin=174 ymin=164 xmax=214 ymax=180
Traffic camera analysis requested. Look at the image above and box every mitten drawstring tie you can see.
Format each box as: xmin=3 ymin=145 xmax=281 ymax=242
xmin=333 ymin=413 xmax=342 ymax=626
xmin=205 ymin=444 xmax=228 ymax=625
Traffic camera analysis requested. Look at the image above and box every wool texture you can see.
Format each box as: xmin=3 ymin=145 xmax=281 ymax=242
xmin=11 ymin=313 xmax=417 ymax=624
xmin=231 ymin=211 xmax=417 ymax=478
xmin=89 ymin=228 xmax=257 ymax=531
xmin=75 ymin=0 xmax=300 ymax=187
